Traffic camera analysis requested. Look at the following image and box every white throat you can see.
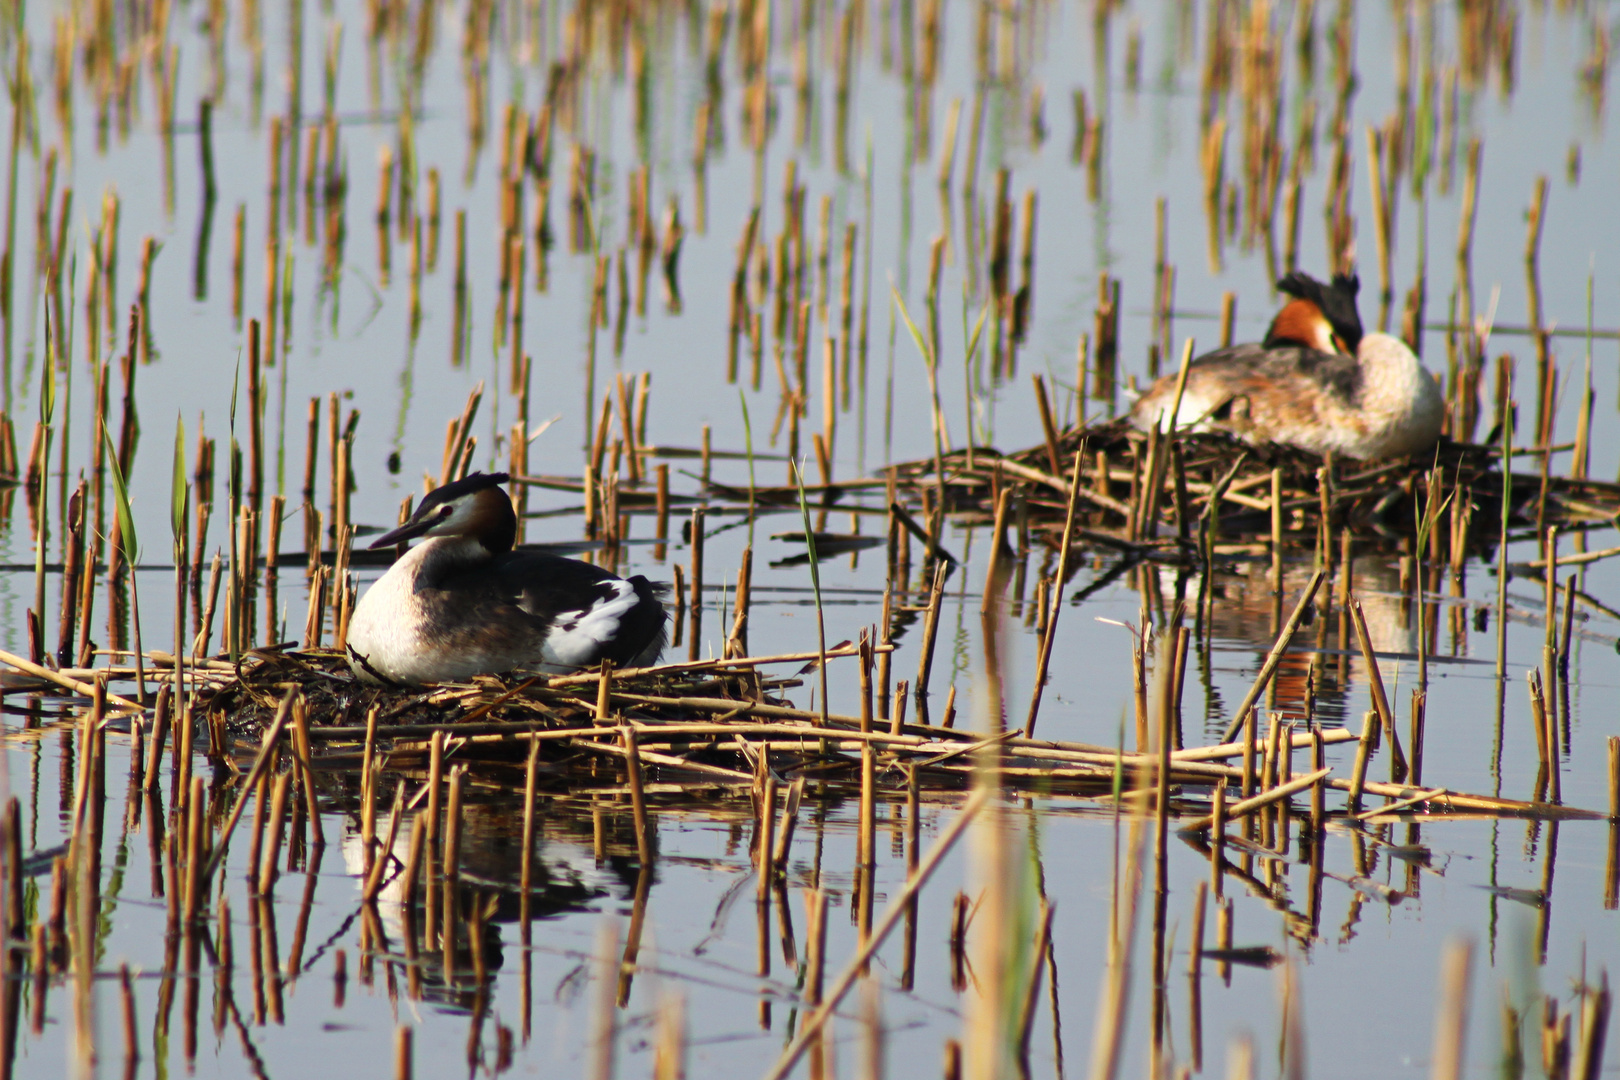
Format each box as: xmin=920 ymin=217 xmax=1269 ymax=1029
xmin=397 ymin=534 xmax=489 ymax=580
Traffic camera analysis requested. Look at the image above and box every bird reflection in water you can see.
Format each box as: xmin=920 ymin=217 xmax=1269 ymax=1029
xmin=1146 ymin=554 xmax=1448 ymax=735
xmin=341 ymin=795 xmax=653 ymax=1010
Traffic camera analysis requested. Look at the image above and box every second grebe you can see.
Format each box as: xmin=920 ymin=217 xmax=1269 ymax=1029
xmin=346 ymin=472 xmax=667 ymax=686
xmin=1130 ymin=272 xmax=1444 ymax=460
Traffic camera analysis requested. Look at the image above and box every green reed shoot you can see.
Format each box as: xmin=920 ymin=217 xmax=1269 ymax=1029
xmin=105 ymin=424 xmax=139 ymax=567
xmin=33 ymin=315 xmax=56 ymax=633
xmin=889 ymin=283 xmax=948 ymax=478
xmin=1112 ymin=711 xmax=1127 ymax=806
xmin=791 ymin=459 xmax=828 ymax=726
xmin=228 ymin=360 xmax=242 ymax=661
xmin=172 ymin=414 xmax=189 ymax=688
xmin=738 ymin=388 xmax=756 ymax=534
xmin=172 ymin=415 xmax=189 ymax=554
xmin=1411 ymin=65 xmax=1436 ymax=198
xmin=1495 ymin=392 xmax=1513 ymax=689
xmin=1413 ymin=457 xmax=1453 ymax=693
xmin=960 ymin=296 xmax=992 ymax=457
xmin=103 ymin=421 xmax=145 ymax=700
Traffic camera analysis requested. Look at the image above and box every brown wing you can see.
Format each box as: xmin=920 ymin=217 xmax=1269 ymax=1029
xmin=1133 ymin=343 xmax=1363 ymax=446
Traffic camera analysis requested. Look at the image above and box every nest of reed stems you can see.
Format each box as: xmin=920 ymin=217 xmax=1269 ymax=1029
xmin=156 ymin=636 xmax=1598 ymax=828
xmin=199 ymin=641 xmax=1194 ymax=801
xmin=886 ymin=421 xmax=1620 ymax=565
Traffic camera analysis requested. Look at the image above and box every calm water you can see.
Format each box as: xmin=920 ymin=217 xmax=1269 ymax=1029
xmin=2 ymin=0 xmax=1619 ymax=1074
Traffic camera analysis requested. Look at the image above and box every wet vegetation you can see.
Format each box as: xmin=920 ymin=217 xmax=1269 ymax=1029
xmin=0 ymin=0 xmax=1616 ymax=1074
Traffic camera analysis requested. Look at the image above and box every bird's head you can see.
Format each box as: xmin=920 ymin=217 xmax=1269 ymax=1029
xmin=1267 ymin=271 xmax=1364 ymax=354
xmin=369 ymin=471 xmax=517 ymax=554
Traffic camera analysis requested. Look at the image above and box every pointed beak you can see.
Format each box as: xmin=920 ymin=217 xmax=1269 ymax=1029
xmin=369 ymin=516 xmax=434 ymax=549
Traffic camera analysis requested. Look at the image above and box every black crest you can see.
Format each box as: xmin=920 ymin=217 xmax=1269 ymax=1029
xmin=1276 ymin=271 xmax=1363 ymax=351
xmin=416 ymin=471 xmax=512 ymax=517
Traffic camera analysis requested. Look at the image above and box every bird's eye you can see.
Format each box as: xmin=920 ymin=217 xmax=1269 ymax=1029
xmin=439 ymin=505 xmax=453 ymax=517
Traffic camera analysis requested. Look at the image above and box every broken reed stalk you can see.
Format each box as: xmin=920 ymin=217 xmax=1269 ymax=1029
xmin=1353 ymin=786 xmax=1449 ymax=822
xmin=442 ymin=763 xmax=465 ymax=895
xmin=292 ymin=697 xmax=323 ymax=847
xmin=400 ymin=815 xmax=426 ymax=911
xmin=688 ymin=507 xmax=705 ymax=662
xmin=1032 ymin=374 xmax=1063 ymax=478
xmin=0 ymin=650 xmax=143 ymax=710
xmin=1311 ymin=729 xmax=1326 ymax=834
xmin=144 ymin=689 xmax=169 ymax=795
xmin=1089 ymin=811 xmax=1147 ymax=1080
xmin=1572 ymin=974 xmax=1612 ymax=1080
xmin=395 ymin=1027 xmax=413 ymax=1080
xmin=913 ymin=560 xmax=947 ymax=716
xmin=772 ymin=778 xmax=804 ymax=874
xmin=621 ymin=725 xmax=654 ymax=869
xmin=1429 ymin=938 xmax=1475 ymax=1080
xmin=1208 ymin=785 xmax=1227 ymax=896
xmin=858 ymin=634 xmax=877 ymax=891
xmin=361 ymin=705 xmax=380 ymax=873
xmin=182 ymin=776 xmax=205 ymax=923
xmin=1542 ymin=673 xmax=1561 ymax=805
xmin=1015 ymin=900 xmax=1055 ymax=1058
xmin=1163 ymin=337 xmax=1197 ymax=443
xmin=1528 ymin=669 xmax=1553 ymax=790
xmin=980 ymin=486 xmax=1014 ymax=617
xmin=203 ymin=691 xmax=297 ymax=879
xmin=1188 ymin=879 xmax=1208 ymax=980
xmin=762 ymin=788 xmax=988 ymax=1080
xmin=1219 ymin=570 xmax=1326 ymax=743
xmin=1347 ymin=711 xmax=1378 ymax=815
xmin=1610 ymin=737 xmax=1619 ymax=824
xmin=1350 ymin=598 xmax=1408 ymax=780
xmin=1543 ymin=532 xmax=1560 ymax=719
xmin=1179 ymin=769 xmax=1330 ymax=833
xmin=245 ymin=770 xmax=269 ymax=896
xmin=258 ymin=770 xmax=292 ymax=894
xmin=520 ymin=734 xmax=539 ymax=934
xmin=1025 ymin=441 xmax=1087 ymax=737
xmin=441 ymin=767 xmax=465 ymax=980
xmin=362 ymin=783 xmax=404 ymax=903
xmin=727 ymin=545 xmax=753 ymax=657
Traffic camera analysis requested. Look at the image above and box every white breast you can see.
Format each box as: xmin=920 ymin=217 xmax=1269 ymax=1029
xmin=346 ymin=552 xmax=433 ymax=683
xmin=346 ymin=538 xmax=521 ymax=684
xmin=1343 ymin=333 xmax=1444 ymax=459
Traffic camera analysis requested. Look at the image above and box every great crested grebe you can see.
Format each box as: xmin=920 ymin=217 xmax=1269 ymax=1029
xmin=1130 ymin=271 xmax=1444 ymax=460
xmin=346 ymin=472 xmax=667 ymax=686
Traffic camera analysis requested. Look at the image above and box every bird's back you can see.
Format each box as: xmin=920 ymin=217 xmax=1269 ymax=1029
xmin=435 ymin=550 xmax=668 ymax=670
xmin=1131 ymin=342 xmax=1364 ymax=446
xmin=506 ymin=552 xmax=666 ymax=663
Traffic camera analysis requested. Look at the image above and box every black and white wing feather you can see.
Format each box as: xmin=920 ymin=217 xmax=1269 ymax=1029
xmin=492 ymin=554 xmax=667 ymax=669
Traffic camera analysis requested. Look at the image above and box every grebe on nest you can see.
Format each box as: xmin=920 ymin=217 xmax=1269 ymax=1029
xmin=346 ymin=472 xmax=666 ymax=686
xmin=1130 ymin=271 xmax=1443 ymax=460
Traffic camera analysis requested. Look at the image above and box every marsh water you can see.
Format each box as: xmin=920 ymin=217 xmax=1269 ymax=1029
xmin=1 ymin=0 xmax=1619 ymax=1075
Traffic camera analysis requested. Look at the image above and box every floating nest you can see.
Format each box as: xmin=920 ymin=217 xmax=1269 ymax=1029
xmin=886 ymin=421 xmax=1620 ymax=562
xmin=181 ymin=645 xmax=1276 ymax=804
xmin=155 ymin=643 xmax=1598 ymax=824
xmin=199 ymin=646 xmax=815 ymax=789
